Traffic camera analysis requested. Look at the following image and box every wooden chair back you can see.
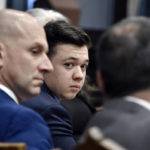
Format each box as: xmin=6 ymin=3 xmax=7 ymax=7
xmin=72 ymin=127 xmax=127 ymax=150
xmin=0 ymin=143 xmax=26 ymax=150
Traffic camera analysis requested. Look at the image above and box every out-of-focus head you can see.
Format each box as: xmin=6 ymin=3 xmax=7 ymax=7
xmin=0 ymin=9 xmax=53 ymax=101
xmin=96 ymin=16 xmax=150 ymax=98
xmin=44 ymin=21 xmax=92 ymax=100
xmin=27 ymin=8 xmax=69 ymax=26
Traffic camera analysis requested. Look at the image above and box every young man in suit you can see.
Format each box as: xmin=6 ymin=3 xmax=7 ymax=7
xmin=22 ymin=20 xmax=92 ymax=150
xmin=0 ymin=9 xmax=54 ymax=150
xmin=84 ymin=16 xmax=150 ymax=150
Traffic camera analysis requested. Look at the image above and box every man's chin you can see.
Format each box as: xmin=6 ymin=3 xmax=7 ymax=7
xmin=30 ymin=87 xmax=41 ymax=97
xmin=17 ymin=87 xmax=41 ymax=101
xmin=63 ymin=93 xmax=77 ymax=100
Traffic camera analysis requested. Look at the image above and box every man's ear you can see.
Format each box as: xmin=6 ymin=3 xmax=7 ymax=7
xmin=0 ymin=43 xmax=4 ymax=68
xmin=96 ymin=71 xmax=104 ymax=92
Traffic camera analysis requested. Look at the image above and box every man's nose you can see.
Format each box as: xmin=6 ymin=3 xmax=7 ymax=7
xmin=39 ymin=55 xmax=53 ymax=72
xmin=73 ymin=67 xmax=84 ymax=80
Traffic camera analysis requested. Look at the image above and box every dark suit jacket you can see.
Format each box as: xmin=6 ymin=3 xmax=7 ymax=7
xmin=61 ymin=96 xmax=96 ymax=141
xmin=0 ymin=89 xmax=54 ymax=150
xmin=21 ymin=84 xmax=76 ymax=150
xmin=85 ymin=98 xmax=150 ymax=150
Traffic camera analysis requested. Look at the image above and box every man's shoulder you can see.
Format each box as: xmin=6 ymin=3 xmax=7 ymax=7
xmin=87 ymin=98 xmax=150 ymax=128
xmin=22 ymin=89 xmax=58 ymax=105
xmin=21 ymin=90 xmax=61 ymax=115
xmin=101 ymin=97 xmax=149 ymax=113
xmin=0 ymin=95 xmax=52 ymax=143
xmin=86 ymin=100 xmax=150 ymax=150
xmin=0 ymin=98 xmax=46 ymax=125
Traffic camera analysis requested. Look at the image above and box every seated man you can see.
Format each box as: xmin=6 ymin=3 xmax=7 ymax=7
xmin=22 ymin=21 xmax=92 ymax=150
xmin=25 ymin=7 xmax=96 ymax=143
xmin=84 ymin=16 xmax=150 ymax=150
xmin=0 ymin=9 xmax=54 ymax=150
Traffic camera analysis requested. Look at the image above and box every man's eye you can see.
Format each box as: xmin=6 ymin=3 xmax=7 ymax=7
xmin=64 ymin=63 xmax=73 ymax=68
xmin=81 ymin=64 xmax=88 ymax=70
xmin=31 ymin=48 xmax=40 ymax=54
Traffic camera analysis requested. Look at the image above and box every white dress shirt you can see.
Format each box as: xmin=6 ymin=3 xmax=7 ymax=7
xmin=125 ymin=96 xmax=150 ymax=111
xmin=0 ymin=84 xmax=18 ymax=104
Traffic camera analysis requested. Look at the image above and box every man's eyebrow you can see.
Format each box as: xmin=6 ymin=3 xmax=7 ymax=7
xmin=63 ymin=57 xmax=78 ymax=61
xmin=63 ymin=57 xmax=89 ymax=63
xmin=31 ymin=42 xmax=48 ymax=52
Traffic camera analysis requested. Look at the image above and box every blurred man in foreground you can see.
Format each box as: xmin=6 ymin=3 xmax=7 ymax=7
xmin=84 ymin=16 xmax=150 ymax=150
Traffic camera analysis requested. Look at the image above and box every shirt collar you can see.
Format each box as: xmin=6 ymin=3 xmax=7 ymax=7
xmin=125 ymin=96 xmax=150 ymax=111
xmin=0 ymin=84 xmax=18 ymax=104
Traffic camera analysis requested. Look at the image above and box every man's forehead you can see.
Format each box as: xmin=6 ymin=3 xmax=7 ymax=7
xmin=55 ymin=43 xmax=88 ymax=51
xmin=55 ymin=45 xmax=89 ymax=61
xmin=30 ymin=40 xmax=48 ymax=51
xmin=63 ymin=56 xmax=89 ymax=64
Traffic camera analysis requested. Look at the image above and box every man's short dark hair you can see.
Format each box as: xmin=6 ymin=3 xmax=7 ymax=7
xmin=96 ymin=17 xmax=150 ymax=97
xmin=44 ymin=21 xmax=92 ymax=58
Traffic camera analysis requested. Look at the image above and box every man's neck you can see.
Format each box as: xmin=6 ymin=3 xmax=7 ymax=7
xmin=129 ymin=89 xmax=150 ymax=102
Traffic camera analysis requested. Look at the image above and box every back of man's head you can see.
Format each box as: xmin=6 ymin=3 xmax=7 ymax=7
xmin=96 ymin=16 xmax=150 ymax=97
